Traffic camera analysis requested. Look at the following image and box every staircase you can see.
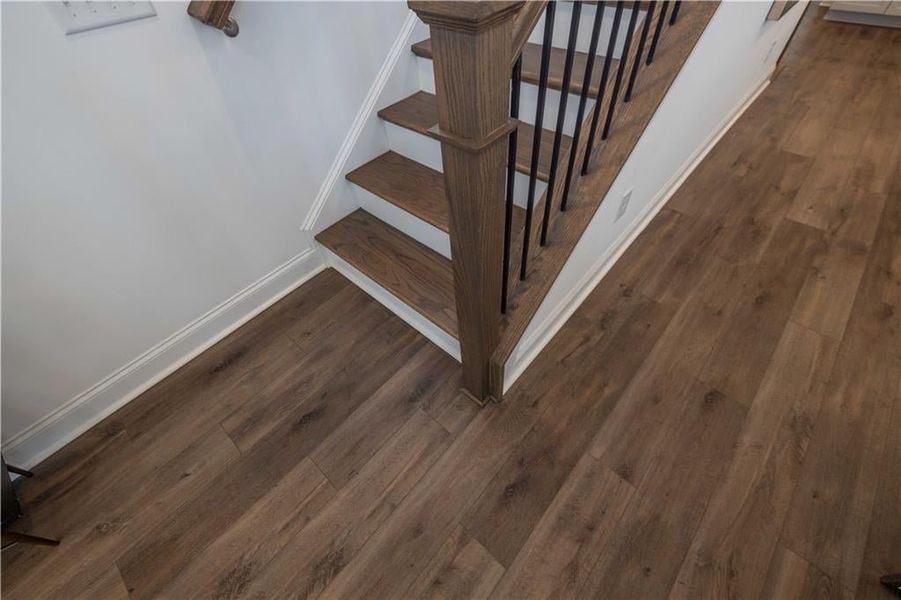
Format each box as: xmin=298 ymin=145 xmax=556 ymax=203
xmin=317 ymin=0 xmax=718 ymax=403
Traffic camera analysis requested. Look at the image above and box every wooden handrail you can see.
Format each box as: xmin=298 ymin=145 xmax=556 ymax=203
xmin=187 ymin=1 xmax=239 ymax=37
xmin=510 ymin=1 xmax=549 ymax=65
xmin=407 ymin=0 xmax=522 ymax=403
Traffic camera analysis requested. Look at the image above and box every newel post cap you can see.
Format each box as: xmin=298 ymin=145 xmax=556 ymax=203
xmin=407 ymin=1 xmax=524 ymax=32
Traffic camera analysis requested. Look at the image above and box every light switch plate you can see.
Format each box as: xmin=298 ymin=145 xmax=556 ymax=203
xmin=49 ymin=1 xmax=156 ymax=35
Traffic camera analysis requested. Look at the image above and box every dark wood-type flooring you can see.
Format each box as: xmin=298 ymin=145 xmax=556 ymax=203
xmin=3 ymin=7 xmax=899 ymax=599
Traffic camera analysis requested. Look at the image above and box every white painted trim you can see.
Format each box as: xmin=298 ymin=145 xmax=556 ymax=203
xmin=503 ymin=73 xmax=774 ymax=393
xmin=302 ymin=11 xmax=419 ymax=231
xmin=323 ymin=249 xmax=461 ymax=363
xmin=824 ymin=9 xmax=901 ymax=28
xmin=2 ymin=244 xmax=326 ymax=468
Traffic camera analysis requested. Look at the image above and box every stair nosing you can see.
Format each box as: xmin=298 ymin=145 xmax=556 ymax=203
xmin=316 ymin=209 xmax=458 ymax=339
xmin=411 ymin=39 xmax=619 ymax=98
xmin=346 ymin=151 xmax=450 ymax=234
xmin=378 ymin=91 xmax=570 ymax=184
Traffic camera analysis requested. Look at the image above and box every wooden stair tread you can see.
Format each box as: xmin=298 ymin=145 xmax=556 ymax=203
xmin=347 ymin=150 xmax=527 ymax=235
xmin=347 ymin=151 xmax=449 ymax=232
xmin=378 ymin=91 xmax=570 ymax=183
xmin=412 ymin=39 xmax=616 ymax=98
xmin=316 ymin=209 xmax=458 ymax=338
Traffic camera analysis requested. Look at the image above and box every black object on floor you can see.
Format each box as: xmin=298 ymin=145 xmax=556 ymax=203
xmin=1 ymin=456 xmax=60 ymax=550
xmin=882 ymin=574 xmax=901 ymax=598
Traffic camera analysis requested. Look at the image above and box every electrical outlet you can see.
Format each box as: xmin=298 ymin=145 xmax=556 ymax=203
xmin=616 ymin=189 xmax=632 ymax=222
xmin=49 ymin=1 xmax=156 ymax=35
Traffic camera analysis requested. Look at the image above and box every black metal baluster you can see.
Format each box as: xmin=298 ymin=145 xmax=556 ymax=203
xmin=540 ymin=1 xmax=582 ymax=246
xmin=501 ymin=56 xmax=522 ymax=314
xmin=560 ymin=0 xmax=606 ymax=212
xmin=669 ymin=0 xmax=681 ymax=24
xmin=582 ymin=0 xmax=623 ymax=176
xmin=521 ymin=1 xmax=556 ymax=280
xmin=601 ymin=4 xmax=638 ymax=140
xmin=646 ymin=0 xmax=669 ymax=64
xmin=624 ymin=1 xmax=655 ymax=102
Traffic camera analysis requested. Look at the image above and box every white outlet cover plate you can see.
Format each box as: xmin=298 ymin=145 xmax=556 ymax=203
xmin=49 ymin=1 xmax=156 ymax=35
xmin=616 ymin=189 xmax=632 ymax=221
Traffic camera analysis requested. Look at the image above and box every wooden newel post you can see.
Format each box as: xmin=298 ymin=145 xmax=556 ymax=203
xmin=407 ymin=1 xmax=522 ymax=403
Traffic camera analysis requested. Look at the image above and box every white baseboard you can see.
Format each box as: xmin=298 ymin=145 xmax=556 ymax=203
xmin=2 ymin=244 xmax=326 ymax=469
xmin=323 ymin=250 xmax=461 ymax=363
xmin=503 ymin=74 xmax=773 ymax=393
xmin=824 ymin=9 xmax=901 ymax=28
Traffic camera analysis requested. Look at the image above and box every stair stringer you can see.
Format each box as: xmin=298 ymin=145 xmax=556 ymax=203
xmin=495 ymin=2 xmax=725 ymax=398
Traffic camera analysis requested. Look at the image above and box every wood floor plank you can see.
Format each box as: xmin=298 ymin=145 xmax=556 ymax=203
xmin=240 ymin=409 xmax=451 ymax=599
xmin=465 ymin=296 xmax=676 ymax=567
xmin=73 ymin=566 xmax=131 ymax=600
xmin=848 ymin=123 xmax=901 ymax=196
xmin=157 ymin=458 xmax=336 ymax=599
xmin=4 ymin=426 xmax=241 ymax=599
xmin=669 ymin=322 xmax=837 ymax=599
xmin=219 ymin=292 xmax=390 ymax=452
xmin=782 ymin=100 xmax=843 ymax=158
xmin=315 ymin=391 xmax=549 ymax=599
xmin=116 ymin=318 xmax=426 ymax=599
xmin=590 ymin=257 xmax=751 ymax=486
xmin=787 ymin=125 xmax=869 ymax=232
xmin=697 ymin=218 xmax=824 ymax=408
xmin=407 ymin=526 xmax=506 ymax=600
xmin=828 ymin=185 xmax=889 ymax=248
xmin=761 ymin=544 xmax=841 ymax=599
xmin=779 ymin=186 xmax=901 ymax=594
xmin=577 ymin=378 xmax=748 ymax=599
xmin=791 ymin=236 xmax=870 ymax=340
xmin=427 ymin=389 xmax=480 ymax=438
xmin=12 ymin=418 xmax=129 ymax=509
xmin=310 ymin=345 xmax=458 ymax=489
xmin=13 ymin=294 xmax=316 ymax=541
xmin=489 ymin=454 xmax=633 ymax=599
xmin=714 ymin=149 xmax=814 ymax=266
xmin=855 ymin=377 xmax=901 ymax=600
xmin=116 ymin=270 xmax=351 ymax=442
xmin=636 ymin=212 xmax=728 ymax=305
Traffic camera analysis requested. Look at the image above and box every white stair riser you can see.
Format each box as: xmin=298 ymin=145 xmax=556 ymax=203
xmin=419 ymin=57 xmax=594 ymax=136
xmin=519 ymin=84 xmax=596 ymax=137
xmin=325 ymin=251 xmax=461 ymax=363
xmin=384 ymin=121 xmax=549 ymax=209
xmin=352 ymin=185 xmax=453 ymax=259
xmin=528 ymin=4 xmax=643 ymax=58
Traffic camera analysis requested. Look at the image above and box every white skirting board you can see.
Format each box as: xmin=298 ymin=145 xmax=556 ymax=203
xmin=502 ymin=73 xmax=774 ymax=394
xmin=2 ymin=244 xmax=326 ymax=469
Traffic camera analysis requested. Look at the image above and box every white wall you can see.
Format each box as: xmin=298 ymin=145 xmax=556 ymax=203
xmin=506 ymin=1 xmax=808 ymax=388
xmin=1 ymin=0 xmax=410 ymax=464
